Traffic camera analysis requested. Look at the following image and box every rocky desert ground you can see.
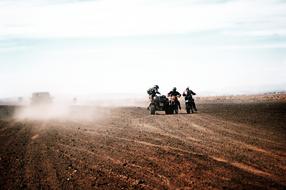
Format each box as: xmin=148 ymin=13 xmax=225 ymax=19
xmin=0 ymin=94 xmax=286 ymax=190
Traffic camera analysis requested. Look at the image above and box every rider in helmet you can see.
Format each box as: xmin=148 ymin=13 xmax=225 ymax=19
xmin=168 ymin=87 xmax=181 ymax=110
xmin=147 ymin=85 xmax=161 ymax=100
xmin=183 ymin=87 xmax=197 ymax=111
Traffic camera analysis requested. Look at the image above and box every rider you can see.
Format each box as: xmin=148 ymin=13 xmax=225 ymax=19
xmin=147 ymin=85 xmax=161 ymax=100
xmin=168 ymin=87 xmax=181 ymax=110
xmin=183 ymin=87 xmax=197 ymax=111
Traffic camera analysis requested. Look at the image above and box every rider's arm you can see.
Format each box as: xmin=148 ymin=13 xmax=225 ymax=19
xmin=191 ymin=90 xmax=196 ymax=95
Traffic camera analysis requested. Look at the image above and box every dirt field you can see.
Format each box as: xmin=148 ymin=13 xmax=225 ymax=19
xmin=0 ymin=100 xmax=286 ymax=189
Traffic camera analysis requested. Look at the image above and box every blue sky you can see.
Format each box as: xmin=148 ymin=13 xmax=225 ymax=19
xmin=0 ymin=0 xmax=286 ymax=98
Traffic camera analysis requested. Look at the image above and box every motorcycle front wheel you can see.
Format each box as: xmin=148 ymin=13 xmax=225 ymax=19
xmin=186 ymin=107 xmax=191 ymax=114
xmin=174 ymin=108 xmax=178 ymax=114
xmin=149 ymin=105 xmax=156 ymax=115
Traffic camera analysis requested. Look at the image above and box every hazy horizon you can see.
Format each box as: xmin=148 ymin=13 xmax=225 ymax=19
xmin=1 ymin=0 xmax=286 ymax=99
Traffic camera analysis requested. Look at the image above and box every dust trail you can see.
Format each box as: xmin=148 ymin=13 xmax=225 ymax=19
xmin=12 ymin=96 xmax=142 ymax=121
xmin=14 ymin=104 xmax=107 ymax=122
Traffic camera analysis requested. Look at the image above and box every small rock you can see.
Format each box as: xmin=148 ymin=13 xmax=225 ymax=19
xmin=135 ymin=179 xmax=145 ymax=185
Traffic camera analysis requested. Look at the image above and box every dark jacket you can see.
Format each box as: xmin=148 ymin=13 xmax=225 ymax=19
xmin=183 ymin=90 xmax=196 ymax=100
xmin=148 ymin=87 xmax=161 ymax=97
xmin=168 ymin=90 xmax=181 ymax=97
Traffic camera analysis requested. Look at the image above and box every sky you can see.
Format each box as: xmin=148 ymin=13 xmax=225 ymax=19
xmin=0 ymin=0 xmax=286 ymax=98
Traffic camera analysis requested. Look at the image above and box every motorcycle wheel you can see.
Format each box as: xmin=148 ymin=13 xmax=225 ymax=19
xmin=186 ymin=107 xmax=191 ymax=114
xmin=150 ymin=105 xmax=156 ymax=115
xmin=174 ymin=108 xmax=178 ymax=114
xmin=165 ymin=106 xmax=171 ymax=115
xmin=165 ymin=108 xmax=170 ymax=115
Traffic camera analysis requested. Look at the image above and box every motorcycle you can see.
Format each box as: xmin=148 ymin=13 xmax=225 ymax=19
xmin=185 ymin=98 xmax=195 ymax=114
xmin=148 ymin=95 xmax=173 ymax=115
xmin=169 ymin=95 xmax=180 ymax=114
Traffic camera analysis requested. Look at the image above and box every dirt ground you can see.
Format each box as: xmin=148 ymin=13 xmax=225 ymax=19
xmin=0 ymin=99 xmax=286 ymax=189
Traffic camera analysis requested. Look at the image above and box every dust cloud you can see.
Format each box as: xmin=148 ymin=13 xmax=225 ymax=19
xmin=14 ymin=104 xmax=105 ymax=121
xmin=12 ymin=95 xmax=145 ymax=121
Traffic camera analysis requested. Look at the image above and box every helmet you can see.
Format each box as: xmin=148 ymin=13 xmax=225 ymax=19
xmin=173 ymin=87 xmax=177 ymax=91
xmin=186 ymin=87 xmax=190 ymax=90
xmin=154 ymin=85 xmax=159 ymax=89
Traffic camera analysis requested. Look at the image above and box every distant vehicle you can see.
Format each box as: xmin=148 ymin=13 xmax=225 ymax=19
xmin=31 ymin=92 xmax=52 ymax=105
xmin=148 ymin=95 xmax=173 ymax=115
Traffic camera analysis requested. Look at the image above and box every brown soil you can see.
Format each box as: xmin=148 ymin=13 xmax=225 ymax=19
xmin=0 ymin=101 xmax=286 ymax=190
